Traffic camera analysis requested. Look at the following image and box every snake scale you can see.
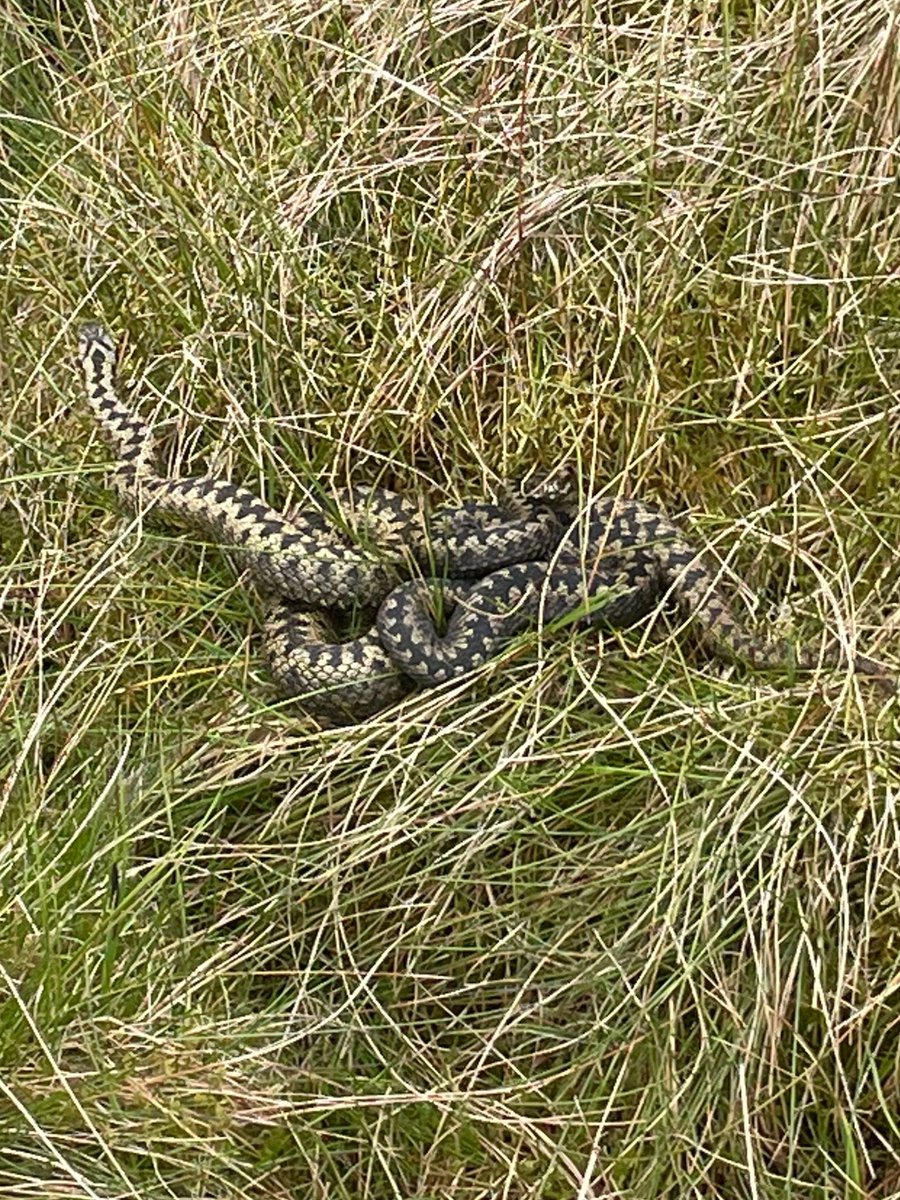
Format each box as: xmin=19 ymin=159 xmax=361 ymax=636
xmin=76 ymin=323 xmax=892 ymax=720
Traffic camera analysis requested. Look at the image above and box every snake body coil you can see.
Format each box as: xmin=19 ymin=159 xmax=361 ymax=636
xmin=76 ymin=323 xmax=891 ymax=719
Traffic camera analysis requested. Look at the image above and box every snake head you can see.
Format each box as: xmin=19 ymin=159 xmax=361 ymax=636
xmin=77 ymin=321 xmax=117 ymax=355
xmin=76 ymin=322 xmax=118 ymax=379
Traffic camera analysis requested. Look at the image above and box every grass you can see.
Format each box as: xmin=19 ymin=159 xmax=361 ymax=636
xmin=2 ymin=0 xmax=900 ymax=1195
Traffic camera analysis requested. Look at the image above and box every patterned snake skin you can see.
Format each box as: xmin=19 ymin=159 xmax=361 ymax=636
xmin=76 ymin=323 xmax=892 ymax=720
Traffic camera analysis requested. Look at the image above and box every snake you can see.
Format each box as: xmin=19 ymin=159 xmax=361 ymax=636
xmin=76 ymin=322 xmax=893 ymax=721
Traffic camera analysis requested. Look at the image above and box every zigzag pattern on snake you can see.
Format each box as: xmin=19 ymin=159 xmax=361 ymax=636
xmin=76 ymin=322 xmax=892 ymax=720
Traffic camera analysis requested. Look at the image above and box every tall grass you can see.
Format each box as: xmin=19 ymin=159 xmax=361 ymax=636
xmin=2 ymin=0 xmax=900 ymax=1195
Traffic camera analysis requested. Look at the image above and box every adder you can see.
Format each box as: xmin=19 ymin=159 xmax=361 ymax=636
xmin=76 ymin=323 xmax=892 ymax=719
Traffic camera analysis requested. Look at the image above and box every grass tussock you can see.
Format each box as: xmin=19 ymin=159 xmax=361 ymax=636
xmin=2 ymin=0 xmax=900 ymax=1195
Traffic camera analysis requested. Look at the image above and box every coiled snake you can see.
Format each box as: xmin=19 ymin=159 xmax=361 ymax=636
xmin=76 ymin=323 xmax=892 ymax=720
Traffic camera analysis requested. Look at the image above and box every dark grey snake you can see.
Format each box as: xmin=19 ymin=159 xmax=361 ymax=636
xmin=76 ymin=323 xmax=892 ymax=720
